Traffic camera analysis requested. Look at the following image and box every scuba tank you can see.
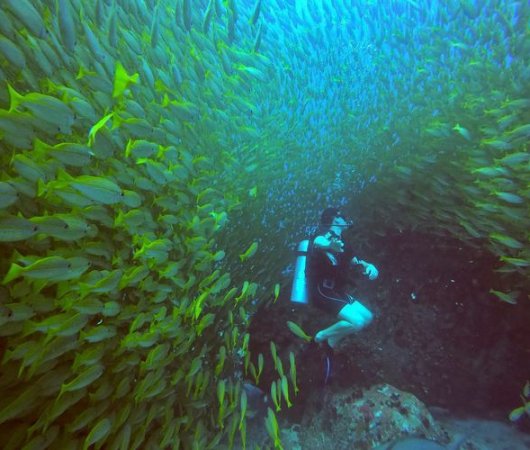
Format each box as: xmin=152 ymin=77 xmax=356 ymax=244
xmin=290 ymin=239 xmax=310 ymax=304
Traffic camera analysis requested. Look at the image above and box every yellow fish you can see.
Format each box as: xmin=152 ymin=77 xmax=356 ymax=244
xmin=239 ymin=241 xmax=258 ymax=262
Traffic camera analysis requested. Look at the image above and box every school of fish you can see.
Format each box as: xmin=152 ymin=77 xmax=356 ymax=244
xmin=0 ymin=0 xmax=284 ymax=448
xmin=0 ymin=0 xmax=529 ymax=449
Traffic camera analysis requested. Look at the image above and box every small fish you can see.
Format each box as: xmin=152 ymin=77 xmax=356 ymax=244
xmin=3 ymin=256 xmax=90 ymax=284
xmin=507 ymin=123 xmax=530 ymax=140
xmin=202 ymin=0 xmax=215 ymax=33
xmin=88 ymin=113 xmax=114 ymax=147
xmin=235 ymin=63 xmax=267 ymax=81
xmin=239 ymin=241 xmax=258 ymax=262
xmin=123 ymin=188 xmax=143 ymax=208
xmin=453 ymin=123 xmax=472 ymax=140
xmin=81 ymin=325 xmax=117 ymax=343
xmin=0 ymin=215 xmax=38 ymax=242
xmin=168 ymin=99 xmax=199 ymax=121
xmin=212 ymin=250 xmax=226 ymax=262
xmin=150 ymin=5 xmax=160 ymax=47
xmin=121 ymin=330 xmax=159 ymax=349
xmin=89 ymin=379 xmax=114 ymax=403
xmin=95 ymin=0 xmax=106 ymax=27
xmin=0 ymin=35 xmax=26 ymax=69
xmin=495 ymin=152 xmax=530 ymax=167
xmin=81 ymin=21 xmax=106 ymax=62
xmin=494 ymin=191 xmax=523 ymax=204
xmin=270 ymin=341 xmax=279 ymax=372
xmin=8 ymin=84 xmax=74 ymax=134
xmin=59 ymin=364 xmax=104 ymax=398
xmin=227 ymin=9 xmax=236 ymax=43
xmin=182 ymin=0 xmax=192 ymax=31
xmin=270 ymin=381 xmax=280 ymax=411
xmin=136 ymin=158 xmax=170 ymax=184
xmin=108 ymin=6 xmax=118 ymax=47
xmin=2 ymin=303 xmax=34 ymax=325
xmin=489 ymin=232 xmax=523 ymax=249
xmin=265 ymin=407 xmax=282 ymax=447
xmin=113 ymin=61 xmax=139 ymax=99
xmin=273 ymin=283 xmax=280 ymax=303
xmin=134 ymin=238 xmax=172 ymax=264
xmin=523 ymin=381 xmax=530 ymax=398
xmin=78 ymin=269 xmax=123 ymax=297
xmin=481 ymin=137 xmax=513 ymax=151
xmin=489 ymin=289 xmax=518 ymax=305
xmin=76 ymin=65 xmax=97 ymax=80
xmin=83 ymin=417 xmax=111 ymax=450
xmin=248 ymin=186 xmax=258 ymax=197
xmin=43 ymin=313 xmax=88 ymax=339
xmin=24 ymin=34 xmax=54 ymax=75
xmin=70 ymin=297 xmax=104 ymax=316
xmin=215 ymin=346 xmax=226 ymax=376
xmin=57 ymin=0 xmax=76 ymax=52
xmin=115 ymin=209 xmax=146 ymax=229
xmin=125 ymin=139 xmax=159 ymax=159
xmin=289 ymin=352 xmax=299 ymax=394
xmin=196 ymin=313 xmax=215 ymax=336
xmin=287 ymin=321 xmax=312 ymax=342
xmin=239 ymin=389 xmax=247 ymax=428
xmin=11 ymin=153 xmax=49 ymax=182
xmin=217 ymin=379 xmax=226 ymax=425
xmin=113 ymin=377 xmax=131 ymax=401
xmin=0 ymin=182 xmax=18 ymax=208
xmin=4 ymin=0 xmax=46 ymax=38
xmin=509 ymin=405 xmax=526 ymax=422
xmin=458 ymin=220 xmax=482 ymax=238
xmin=142 ymin=343 xmax=171 ymax=371
xmin=471 ymin=166 xmax=510 ymax=177
xmin=119 ymin=117 xmax=154 ymax=138
xmin=257 ymin=353 xmax=264 ymax=378
xmin=120 ymin=265 xmax=149 ymax=288
xmin=61 ymin=172 xmax=124 ymax=205
xmin=280 ymin=375 xmax=292 ymax=407
xmin=253 ymin=22 xmax=263 ymax=52
xmin=30 ymin=214 xmax=90 ymax=241
xmin=34 ymin=139 xmax=93 ymax=167
xmin=0 ymin=110 xmax=35 ymax=149
xmin=249 ymin=0 xmax=262 ymax=25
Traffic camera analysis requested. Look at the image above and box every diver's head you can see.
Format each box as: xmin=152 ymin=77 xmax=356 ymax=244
xmin=320 ymin=207 xmax=340 ymax=228
xmin=320 ymin=207 xmax=352 ymax=232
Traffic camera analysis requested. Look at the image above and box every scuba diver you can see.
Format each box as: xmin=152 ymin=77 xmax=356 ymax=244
xmin=291 ymin=207 xmax=379 ymax=383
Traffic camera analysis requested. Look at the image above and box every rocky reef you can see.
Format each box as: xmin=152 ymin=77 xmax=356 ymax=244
xmin=291 ymin=383 xmax=449 ymax=450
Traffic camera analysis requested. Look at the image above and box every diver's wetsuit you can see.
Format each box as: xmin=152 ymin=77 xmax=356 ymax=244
xmin=307 ymin=231 xmax=357 ymax=315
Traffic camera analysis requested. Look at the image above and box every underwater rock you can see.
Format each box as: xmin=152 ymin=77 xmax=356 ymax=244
xmin=300 ymin=383 xmax=450 ymax=450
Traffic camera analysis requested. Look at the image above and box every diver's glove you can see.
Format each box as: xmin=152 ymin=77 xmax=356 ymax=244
xmin=352 ymin=258 xmax=379 ymax=280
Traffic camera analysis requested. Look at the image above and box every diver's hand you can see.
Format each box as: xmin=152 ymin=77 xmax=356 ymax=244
xmin=363 ymin=263 xmax=378 ymax=280
xmin=329 ymin=240 xmax=344 ymax=253
xmin=353 ymin=258 xmax=379 ymax=280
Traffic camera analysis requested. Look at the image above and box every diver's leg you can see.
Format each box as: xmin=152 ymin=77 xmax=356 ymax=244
xmin=314 ymin=320 xmax=355 ymax=347
xmin=338 ymin=301 xmax=373 ymax=330
xmin=313 ymin=283 xmax=374 ymax=348
xmin=325 ymin=301 xmax=374 ymax=347
xmin=325 ymin=322 xmax=358 ymax=348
